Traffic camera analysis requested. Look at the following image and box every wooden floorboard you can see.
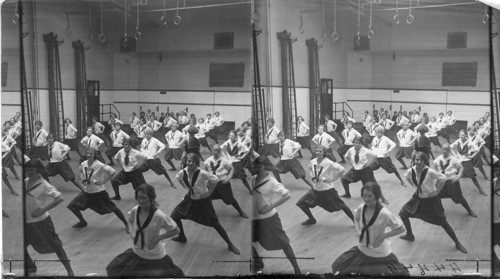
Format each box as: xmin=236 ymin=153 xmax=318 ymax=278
xmin=2 ymin=137 xmax=492 ymax=277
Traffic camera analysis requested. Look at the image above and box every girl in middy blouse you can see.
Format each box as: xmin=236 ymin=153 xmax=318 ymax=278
xmin=106 ymin=184 xmax=184 ymax=277
xmin=331 ymin=182 xmax=408 ymax=276
xmin=450 ymin=130 xmax=487 ymax=196
xmin=399 ymin=152 xmax=467 ymax=254
xmin=67 ymin=147 xmax=129 ymax=230
xmin=170 ymin=153 xmax=240 ymax=255
xmin=250 ymin=155 xmax=301 ymax=275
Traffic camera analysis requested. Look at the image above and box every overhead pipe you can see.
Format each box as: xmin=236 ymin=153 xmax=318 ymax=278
xmin=138 ymin=1 xmax=251 ymax=13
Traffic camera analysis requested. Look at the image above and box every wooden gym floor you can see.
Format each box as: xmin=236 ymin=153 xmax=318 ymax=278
xmin=2 ymin=135 xmax=492 ymax=277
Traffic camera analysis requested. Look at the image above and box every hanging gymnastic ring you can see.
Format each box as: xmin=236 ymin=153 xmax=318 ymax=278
xmin=161 ymin=15 xmax=168 ymax=26
xmin=299 ymin=26 xmax=305 ymax=34
xmin=12 ymin=14 xmax=19 ymax=24
xmin=122 ymin=37 xmax=128 ymax=47
xmin=98 ymin=33 xmax=107 ymax=44
xmin=483 ymin=13 xmax=489 ymax=24
xmin=393 ymin=14 xmax=400 ymax=24
xmin=174 ymin=15 xmax=181 ymax=25
xmin=367 ymin=29 xmax=374 ymax=39
xmin=134 ymin=30 xmax=141 ymax=40
xmin=252 ymin=12 xmax=260 ymax=22
xmin=406 ymin=14 xmax=414 ymax=24
xmin=331 ymin=32 xmax=339 ymax=41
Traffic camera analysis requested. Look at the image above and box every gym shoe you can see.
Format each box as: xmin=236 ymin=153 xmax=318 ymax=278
xmin=251 ymin=258 xmax=264 ymax=274
xmin=72 ymin=221 xmax=88 ymax=228
xmin=172 ymin=235 xmax=187 ymax=243
xmin=228 ymin=244 xmax=240 ymax=255
xmin=399 ymin=234 xmax=415 ymax=241
xmin=340 ymin=194 xmax=351 ymax=198
xmin=301 ymin=219 xmax=317 ymax=225
xmin=456 ymin=243 xmax=468 ymax=254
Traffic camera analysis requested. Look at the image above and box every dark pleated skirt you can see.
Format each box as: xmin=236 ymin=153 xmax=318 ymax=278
xmin=324 ymin=148 xmax=337 ymax=162
xmin=140 ymin=158 xmax=168 ymax=175
xmin=111 ymin=169 xmax=147 ymax=190
xmin=331 ymin=246 xmax=409 ymax=276
xmin=211 ymin=181 xmax=235 ymax=205
xmin=46 ymin=161 xmax=75 ymax=181
xmin=25 ymin=216 xmax=63 ymax=254
xmin=296 ymin=188 xmax=346 ymax=212
xmin=484 ymin=134 xmax=492 ymax=150
xmin=63 ymin=138 xmax=79 ymax=152
xmin=337 ymin=144 xmax=352 ymax=156
xmin=494 ymin=223 xmax=500 ymax=246
xmin=429 ymin=136 xmax=441 ymax=147
xmin=396 ymin=146 xmax=413 ymax=159
xmin=259 ymin=143 xmax=281 ymax=158
xmin=274 ymin=158 xmax=306 ymax=179
xmin=461 ymin=160 xmax=477 ymax=178
xmin=327 ymin=131 xmax=343 ymax=145
xmin=296 ymin=136 xmax=311 ymax=149
xmin=472 ymin=148 xmax=485 ymax=167
xmin=171 ymin=196 xmax=219 ymax=227
xmin=29 ymin=146 xmax=49 ymax=161
xmin=67 ymin=191 xmax=119 ymax=215
xmin=231 ymin=161 xmax=247 ymax=179
xmin=164 ymin=147 xmax=183 ymax=161
xmin=2 ymin=152 xmax=14 ymax=168
xmin=437 ymin=180 xmax=464 ymax=204
xmin=342 ymin=167 xmax=377 ymax=185
xmin=252 ymin=213 xmax=290 ymax=251
xmin=399 ymin=195 xmax=446 ymax=225
xmin=106 ymin=248 xmax=184 ymax=277
xmin=370 ymin=157 xmax=397 ymax=174
xmin=199 ymin=137 xmax=210 ymax=148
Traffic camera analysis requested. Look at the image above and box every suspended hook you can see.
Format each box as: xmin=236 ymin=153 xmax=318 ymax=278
xmin=98 ymin=33 xmax=107 ymax=44
xmin=252 ymin=1 xmax=260 ymax=22
xmin=65 ymin=13 xmax=72 ymax=36
xmin=88 ymin=0 xmax=93 ymax=44
xmin=331 ymin=0 xmax=339 ymax=42
xmin=99 ymin=0 xmax=106 ymax=44
xmin=321 ymin=2 xmax=326 ymax=42
xmin=299 ymin=11 xmax=305 ymax=34
xmin=367 ymin=29 xmax=374 ymax=38
xmin=122 ymin=37 xmax=128 ymax=48
xmin=483 ymin=4 xmax=489 ymax=24
xmin=356 ymin=32 xmax=361 ymax=46
xmin=161 ymin=0 xmax=168 ymax=26
xmin=134 ymin=30 xmax=142 ymax=40
xmin=135 ymin=1 xmax=142 ymax=39
xmin=174 ymin=0 xmax=182 ymax=25
xmin=13 ymin=1 xmax=19 ymax=24
xmin=406 ymin=0 xmax=414 ymax=24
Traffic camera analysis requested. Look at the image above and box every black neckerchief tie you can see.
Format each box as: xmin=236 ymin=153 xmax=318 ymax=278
xmin=209 ymin=160 xmax=222 ymax=175
xmin=458 ymin=141 xmax=469 ymax=155
xmin=354 ymin=150 xmax=360 ymax=163
xmin=124 ymin=152 xmax=130 ymax=166
xmin=411 ymin=167 xmax=429 ymax=195
xmin=134 ymin=205 xmax=158 ymax=249
xmin=359 ymin=202 xmax=383 ymax=247
xmin=228 ymin=143 xmax=239 ymax=156
xmin=2 ymin=136 xmax=7 ymax=142
xmin=319 ymin=136 xmax=323 ymax=146
xmin=253 ymin=176 xmax=270 ymax=194
xmin=83 ymin=166 xmax=95 ymax=184
xmin=374 ymin=138 xmax=381 ymax=148
xmin=87 ymin=136 xmax=92 ymax=148
xmin=279 ymin=142 xmax=284 ymax=155
xmin=26 ymin=181 xmax=44 ymax=197
xmin=48 ymin=145 xmax=53 ymax=158
xmin=439 ymin=159 xmax=450 ymax=174
xmin=183 ymin=169 xmax=201 ymax=198
xmin=313 ymin=164 xmax=324 ymax=181
xmin=266 ymin=128 xmax=274 ymax=139
xmin=141 ymin=125 xmax=147 ymax=132
xmin=34 ymin=130 xmax=42 ymax=142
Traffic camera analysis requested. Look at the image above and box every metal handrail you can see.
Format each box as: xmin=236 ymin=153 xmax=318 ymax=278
xmin=100 ymin=104 xmax=120 ymax=121
xmin=332 ymin=102 xmax=353 ymax=120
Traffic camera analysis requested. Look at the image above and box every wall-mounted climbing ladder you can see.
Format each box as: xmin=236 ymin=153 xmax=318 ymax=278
xmin=277 ymin=30 xmax=297 ymax=140
xmin=73 ymin=40 xmax=89 ymax=138
xmin=252 ymin=24 xmax=266 ymax=150
xmin=43 ymin=32 xmax=65 ymax=142
xmin=306 ymin=38 xmax=321 ymax=133
xmin=20 ymin=0 xmax=33 ymax=151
